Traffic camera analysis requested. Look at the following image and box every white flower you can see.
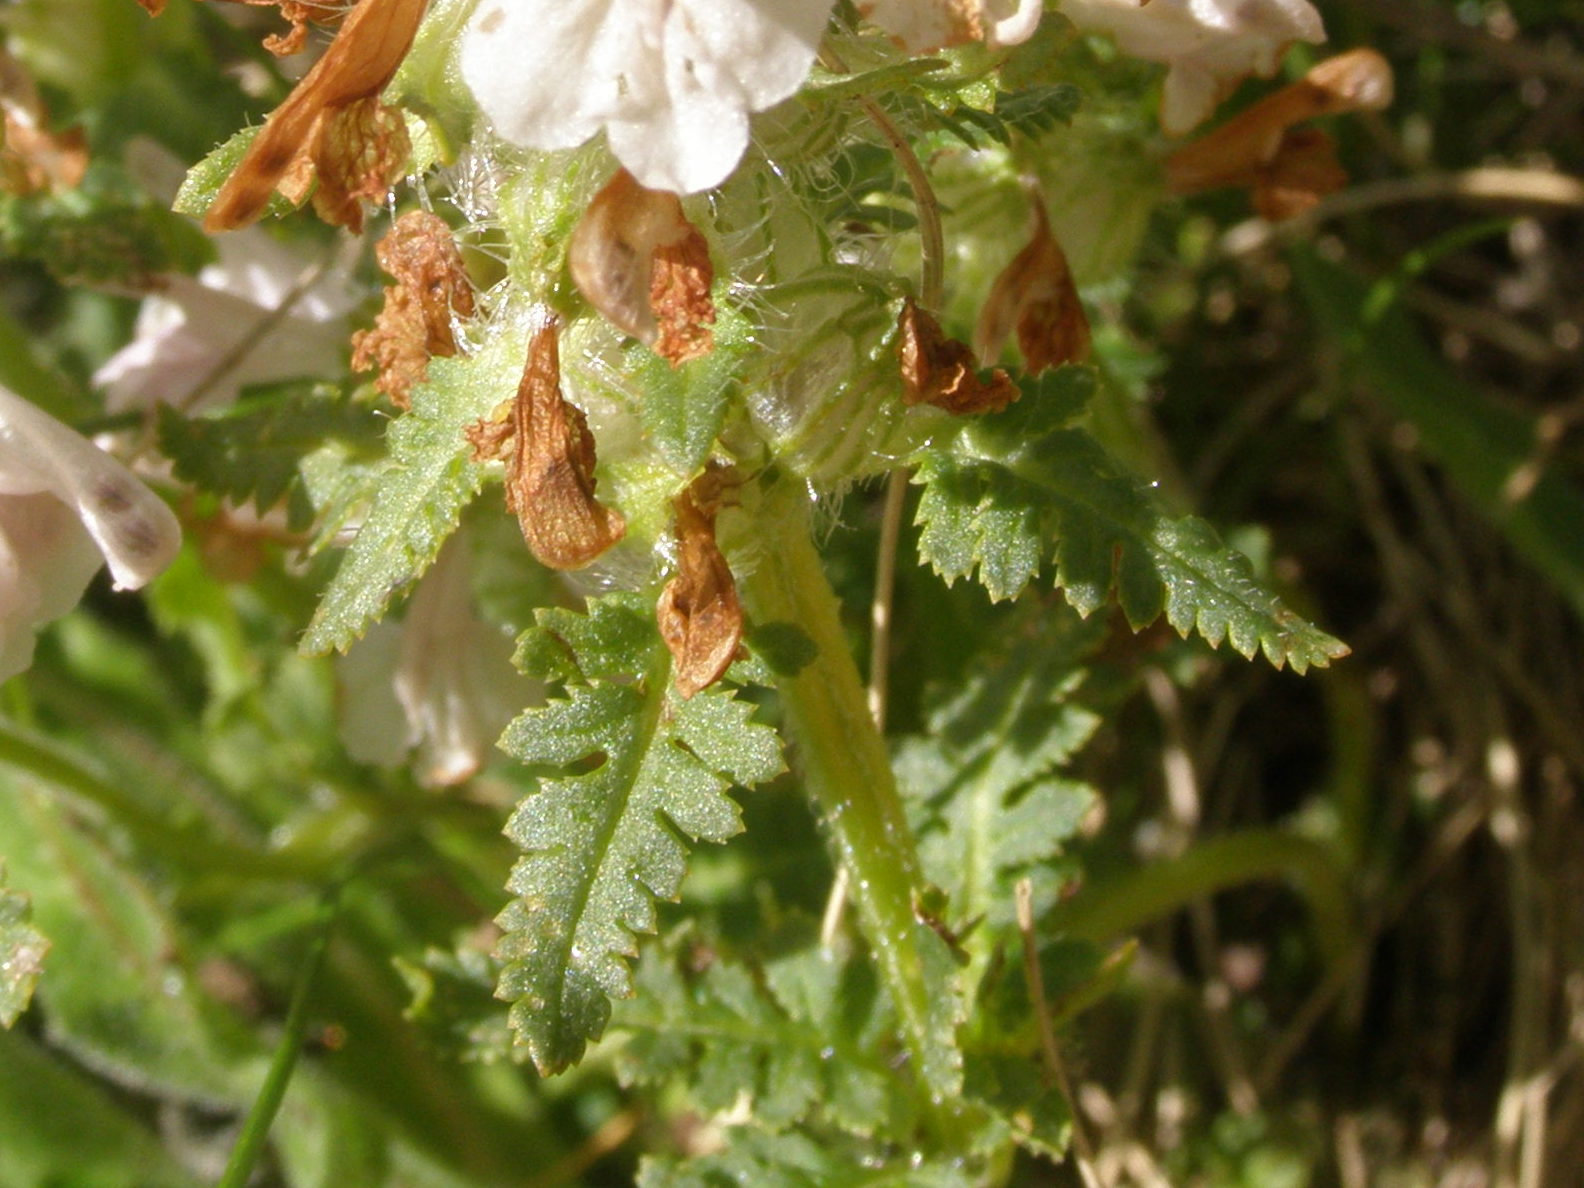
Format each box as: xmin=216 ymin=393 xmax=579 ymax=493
xmin=859 ymin=0 xmax=1045 ymax=52
xmin=338 ymin=536 xmax=532 ymax=787
xmin=460 ymin=0 xmax=836 ymax=194
xmin=1060 ymin=0 xmax=1326 ymax=134
xmin=93 ymin=229 xmax=357 ymax=415
xmin=0 ymin=385 xmax=181 ymax=682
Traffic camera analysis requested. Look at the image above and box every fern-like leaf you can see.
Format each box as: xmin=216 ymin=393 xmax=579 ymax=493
xmin=299 ymin=345 xmax=513 ymax=655
xmin=615 ymin=937 xmax=905 ymax=1136
xmin=638 ymin=1127 xmax=977 ymax=1188
xmin=896 ymin=606 xmax=1104 ymax=931
xmin=157 ymin=384 xmax=378 ymax=528
xmin=496 ymin=596 xmax=783 ymax=1075
xmin=913 ymin=413 xmax=1349 ymax=672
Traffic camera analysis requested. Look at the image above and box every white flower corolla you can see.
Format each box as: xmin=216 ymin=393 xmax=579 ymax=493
xmin=93 ymin=229 xmax=358 ymax=415
xmin=0 ymin=385 xmax=181 ymax=682
xmin=859 ymin=0 xmax=1045 ymax=52
xmin=1060 ymin=0 xmax=1326 ymax=134
xmin=338 ymin=537 xmax=532 ymax=787
xmin=460 ymin=0 xmax=836 ymax=194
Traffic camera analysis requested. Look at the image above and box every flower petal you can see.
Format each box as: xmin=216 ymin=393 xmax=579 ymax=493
xmin=462 ymin=0 xmax=833 ymax=192
xmin=0 ymin=386 xmax=181 ymax=591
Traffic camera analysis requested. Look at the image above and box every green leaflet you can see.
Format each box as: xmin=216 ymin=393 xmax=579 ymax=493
xmin=496 ymin=595 xmax=783 ymax=1075
xmin=0 ymin=863 xmax=47 ymax=1028
xmin=895 ymin=606 xmax=1103 ymax=935
xmin=172 ymin=125 xmax=296 ymax=222
xmin=637 ymin=1127 xmax=978 ymax=1188
xmin=615 ymin=939 xmax=906 ymax=1137
xmin=157 ymin=384 xmax=380 ymax=531
xmin=914 ymin=414 xmax=1349 ymax=672
xmin=299 ymin=342 xmax=517 ymax=655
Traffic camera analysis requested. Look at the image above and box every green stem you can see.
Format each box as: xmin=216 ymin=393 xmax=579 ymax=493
xmin=738 ymin=482 xmax=957 ymax=1098
xmin=217 ymin=880 xmax=345 ymax=1188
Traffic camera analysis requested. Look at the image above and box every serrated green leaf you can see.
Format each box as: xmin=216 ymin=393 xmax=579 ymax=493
xmin=0 ymin=161 xmax=213 ymax=284
xmin=897 ymin=607 xmax=1102 ymax=934
xmin=634 ymin=304 xmax=755 ymax=473
xmin=0 ymin=863 xmax=48 ymax=1028
xmin=637 ymin=1126 xmax=978 ymax=1188
xmin=157 ymin=384 xmax=379 ymax=528
xmin=615 ymin=939 xmax=903 ymax=1137
xmin=300 ymin=344 xmax=515 ymax=655
xmin=495 ymin=595 xmax=783 ymax=1074
xmin=914 ymin=425 xmax=1349 ymax=672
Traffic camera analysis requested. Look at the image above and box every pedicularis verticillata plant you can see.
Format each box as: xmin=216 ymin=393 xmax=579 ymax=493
xmin=1 ymin=0 xmax=1386 ymax=1181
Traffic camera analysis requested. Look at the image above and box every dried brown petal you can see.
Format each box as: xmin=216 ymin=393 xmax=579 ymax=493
xmin=466 ymin=319 xmax=626 ymax=570
xmin=352 ymin=210 xmax=475 ymax=407
xmin=307 ymin=95 xmax=411 ymax=232
xmin=1252 ymin=127 xmax=1349 ymax=222
xmin=657 ymin=467 xmax=743 ymax=699
xmin=135 ymin=0 xmax=166 ymax=14
xmin=570 ymin=168 xmax=716 ymax=366
xmin=975 ymin=196 xmax=1091 ymax=373
xmin=1166 ymin=48 xmax=1394 ymax=197
xmin=204 ymin=0 xmax=428 ymax=232
xmin=898 ymin=299 xmax=1019 ymax=416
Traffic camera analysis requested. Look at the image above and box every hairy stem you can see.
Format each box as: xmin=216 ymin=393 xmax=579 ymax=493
xmin=739 ymin=481 xmax=958 ymax=1099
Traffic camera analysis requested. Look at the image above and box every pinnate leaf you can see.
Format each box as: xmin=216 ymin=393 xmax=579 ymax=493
xmin=638 ymin=1126 xmax=977 ymax=1188
xmin=496 ymin=595 xmax=783 ymax=1074
xmin=615 ymin=939 xmax=904 ymax=1136
xmin=300 ymin=343 xmax=514 ymax=654
xmin=914 ymin=415 xmax=1349 ymax=672
xmin=896 ymin=607 xmax=1103 ymax=931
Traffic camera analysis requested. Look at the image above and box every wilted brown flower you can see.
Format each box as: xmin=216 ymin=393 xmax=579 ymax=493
xmin=975 ymin=195 xmax=1091 ymax=373
xmin=204 ymin=0 xmax=427 ymax=233
xmin=464 ymin=318 xmax=626 ymax=571
xmin=569 ymin=168 xmax=715 ymax=366
xmin=657 ymin=467 xmax=743 ymax=699
xmin=1166 ymin=47 xmax=1393 ymax=219
xmin=898 ymin=299 xmax=1019 ymax=415
xmin=352 ymin=210 xmax=475 ymax=406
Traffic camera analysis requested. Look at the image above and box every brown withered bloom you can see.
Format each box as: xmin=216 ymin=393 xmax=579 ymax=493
xmin=569 ymin=168 xmax=716 ymax=366
xmin=1166 ymin=47 xmax=1393 ymax=220
xmin=206 ymin=1 xmax=348 ymax=57
xmin=898 ymin=299 xmax=1019 ymax=416
xmin=352 ymin=210 xmax=476 ymax=407
xmin=204 ymin=0 xmax=427 ymax=233
xmin=464 ymin=318 xmax=626 ymax=571
xmin=657 ymin=467 xmax=743 ymax=699
xmin=975 ymin=194 xmax=1091 ymax=374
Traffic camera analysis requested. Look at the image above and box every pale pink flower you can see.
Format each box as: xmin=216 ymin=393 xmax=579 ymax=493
xmin=1060 ymin=0 xmax=1326 ymax=134
xmin=0 ymin=385 xmax=181 ymax=681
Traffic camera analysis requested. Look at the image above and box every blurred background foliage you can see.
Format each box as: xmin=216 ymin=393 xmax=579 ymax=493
xmin=1 ymin=1 xmax=1582 ymax=1186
